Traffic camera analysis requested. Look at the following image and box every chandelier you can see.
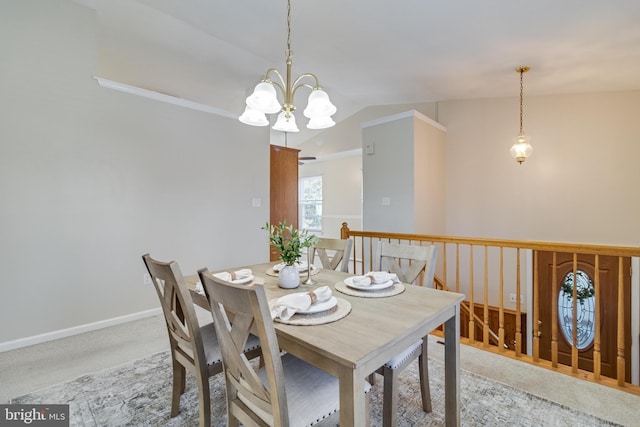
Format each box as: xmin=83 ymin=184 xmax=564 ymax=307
xmin=238 ymin=0 xmax=336 ymax=132
xmin=510 ymin=66 xmax=533 ymax=164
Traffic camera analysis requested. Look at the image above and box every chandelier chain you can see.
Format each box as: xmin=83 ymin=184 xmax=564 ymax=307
xmin=519 ymin=68 xmax=524 ymax=135
xmin=286 ymin=0 xmax=292 ymax=59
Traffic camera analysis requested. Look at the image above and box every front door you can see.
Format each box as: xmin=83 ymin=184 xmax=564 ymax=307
xmin=536 ymin=251 xmax=631 ymax=381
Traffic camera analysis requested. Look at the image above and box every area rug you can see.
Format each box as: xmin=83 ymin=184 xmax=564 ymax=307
xmin=11 ymin=350 xmax=620 ymax=426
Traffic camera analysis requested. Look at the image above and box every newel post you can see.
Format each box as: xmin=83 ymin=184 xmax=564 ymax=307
xmin=340 ymin=222 xmax=350 ymax=239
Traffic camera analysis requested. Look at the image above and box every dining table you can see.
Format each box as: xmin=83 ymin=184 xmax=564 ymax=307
xmin=186 ymin=261 xmax=465 ymax=427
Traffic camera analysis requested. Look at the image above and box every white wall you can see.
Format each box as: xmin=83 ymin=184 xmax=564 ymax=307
xmin=439 ymin=92 xmax=640 ymax=245
xmin=413 ymin=115 xmax=447 ymax=235
xmin=361 ymin=111 xmax=447 ymax=235
xmin=362 ymin=116 xmax=416 ymax=232
xmin=438 ymin=92 xmax=640 ymax=311
xmin=0 ymin=1 xmax=270 ymax=345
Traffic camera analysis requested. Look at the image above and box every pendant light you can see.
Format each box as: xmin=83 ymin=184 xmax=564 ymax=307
xmin=510 ymin=66 xmax=533 ymax=164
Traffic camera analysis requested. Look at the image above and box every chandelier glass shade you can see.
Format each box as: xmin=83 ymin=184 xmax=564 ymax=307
xmin=272 ymin=111 xmax=299 ymax=132
xmin=239 ymin=0 xmax=336 ymax=132
xmin=510 ymin=66 xmax=533 ymax=164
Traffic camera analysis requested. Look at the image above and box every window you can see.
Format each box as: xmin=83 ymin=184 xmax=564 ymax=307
xmin=299 ymin=176 xmax=322 ymax=233
xmin=558 ymin=269 xmax=595 ymax=350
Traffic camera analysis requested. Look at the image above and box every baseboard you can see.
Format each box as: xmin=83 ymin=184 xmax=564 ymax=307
xmin=0 ymin=308 xmax=162 ymax=353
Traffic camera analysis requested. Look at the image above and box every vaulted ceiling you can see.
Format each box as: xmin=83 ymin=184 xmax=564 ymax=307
xmin=80 ymin=0 xmax=640 ymax=145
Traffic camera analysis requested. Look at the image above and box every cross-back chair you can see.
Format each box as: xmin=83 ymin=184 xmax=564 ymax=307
xmin=310 ymin=237 xmax=353 ymax=273
xmin=142 ymin=254 xmax=261 ymax=426
xmin=198 ymin=268 xmax=368 ymax=426
xmin=373 ymin=242 xmax=438 ymax=427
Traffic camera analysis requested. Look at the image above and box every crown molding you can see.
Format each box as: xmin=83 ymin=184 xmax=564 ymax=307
xmin=361 ymin=109 xmax=447 ymax=132
xmin=93 ymin=77 xmax=236 ymax=120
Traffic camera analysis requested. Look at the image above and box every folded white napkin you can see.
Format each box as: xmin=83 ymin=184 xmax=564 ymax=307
xmin=269 ymin=286 xmax=332 ymax=320
xmin=194 ymin=269 xmax=254 ymax=295
xmin=212 ymin=268 xmax=253 ymax=283
xmin=273 ymin=261 xmax=309 ymax=272
xmin=352 ymin=271 xmax=399 ymax=286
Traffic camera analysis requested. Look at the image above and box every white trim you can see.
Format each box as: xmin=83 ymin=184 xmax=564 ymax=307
xmin=0 ymin=308 xmax=162 ymax=353
xmin=361 ymin=110 xmax=447 ymax=132
xmin=93 ymin=76 xmax=237 ymax=120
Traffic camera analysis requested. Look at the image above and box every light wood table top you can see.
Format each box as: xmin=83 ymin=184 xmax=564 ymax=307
xmin=187 ymin=262 xmax=465 ymax=427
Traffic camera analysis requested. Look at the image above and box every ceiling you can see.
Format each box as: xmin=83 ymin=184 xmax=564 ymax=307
xmin=80 ymin=0 xmax=640 ymax=145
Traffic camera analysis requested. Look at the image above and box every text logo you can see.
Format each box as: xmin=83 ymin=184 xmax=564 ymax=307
xmin=0 ymin=405 xmax=69 ymax=426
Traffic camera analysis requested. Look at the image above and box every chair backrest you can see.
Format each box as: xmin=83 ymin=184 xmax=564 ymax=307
xmin=199 ymin=270 xmax=288 ymax=426
xmin=375 ymin=242 xmax=438 ymax=286
xmin=310 ymin=237 xmax=353 ymax=273
xmin=142 ymin=253 xmax=211 ymax=374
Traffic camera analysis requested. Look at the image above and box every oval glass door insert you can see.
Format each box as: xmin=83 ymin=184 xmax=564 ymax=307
xmin=558 ymin=269 xmax=595 ymax=350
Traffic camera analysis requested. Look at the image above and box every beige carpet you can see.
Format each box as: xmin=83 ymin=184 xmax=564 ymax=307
xmin=11 ymin=350 xmax=620 ymax=426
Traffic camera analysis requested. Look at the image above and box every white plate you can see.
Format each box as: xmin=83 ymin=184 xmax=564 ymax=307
xmin=344 ymin=276 xmax=394 ymax=291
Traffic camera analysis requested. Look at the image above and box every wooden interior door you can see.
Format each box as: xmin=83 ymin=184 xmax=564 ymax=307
xmin=536 ymin=251 xmax=631 ymax=381
xmin=269 ymin=145 xmax=299 ymax=261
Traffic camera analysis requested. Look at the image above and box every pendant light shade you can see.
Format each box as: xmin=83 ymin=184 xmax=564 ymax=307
xmin=510 ymin=134 xmax=533 ymax=164
xmin=245 ymin=82 xmax=281 ymax=115
xmin=272 ymin=111 xmax=299 ymax=132
xmin=307 ymin=115 xmax=336 ymax=130
xmin=239 ymin=105 xmax=269 ymax=126
xmin=303 ymin=88 xmax=337 ymax=118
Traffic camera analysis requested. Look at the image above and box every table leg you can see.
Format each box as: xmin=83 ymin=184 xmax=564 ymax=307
xmin=338 ymin=367 xmax=367 ymax=427
xmin=444 ymin=303 xmax=461 ymax=427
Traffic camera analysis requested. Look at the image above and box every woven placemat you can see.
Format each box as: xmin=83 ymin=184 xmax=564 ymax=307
xmin=271 ymin=298 xmax=351 ymax=325
xmin=265 ymin=266 xmax=320 ymax=278
xmin=334 ymin=281 xmax=406 ymax=298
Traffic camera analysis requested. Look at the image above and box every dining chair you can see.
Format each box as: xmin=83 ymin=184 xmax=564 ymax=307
xmin=198 ymin=268 xmax=370 ymax=427
xmin=373 ymin=242 xmax=438 ymax=427
xmin=310 ymin=237 xmax=353 ymax=273
xmin=142 ymin=254 xmax=261 ymax=427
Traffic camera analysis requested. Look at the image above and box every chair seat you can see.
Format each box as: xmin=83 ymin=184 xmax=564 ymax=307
xmin=256 ymin=353 xmax=338 ymax=426
xmin=384 ymin=339 xmax=423 ymax=369
xmin=250 ymin=353 xmax=370 ymax=426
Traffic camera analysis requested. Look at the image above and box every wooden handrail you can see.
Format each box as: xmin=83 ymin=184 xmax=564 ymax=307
xmin=340 ymin=222 xmax=640 ymax=257
xmin=340 ymin=222 xmax=640 ymax=393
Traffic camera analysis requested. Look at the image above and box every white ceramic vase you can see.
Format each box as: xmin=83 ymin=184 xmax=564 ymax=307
xmin=278 ymin=264 xmax=300 ymax=289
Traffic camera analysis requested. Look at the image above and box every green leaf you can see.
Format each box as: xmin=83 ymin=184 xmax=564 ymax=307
xmin=263 ymin=220 xmax=318 ymax=265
